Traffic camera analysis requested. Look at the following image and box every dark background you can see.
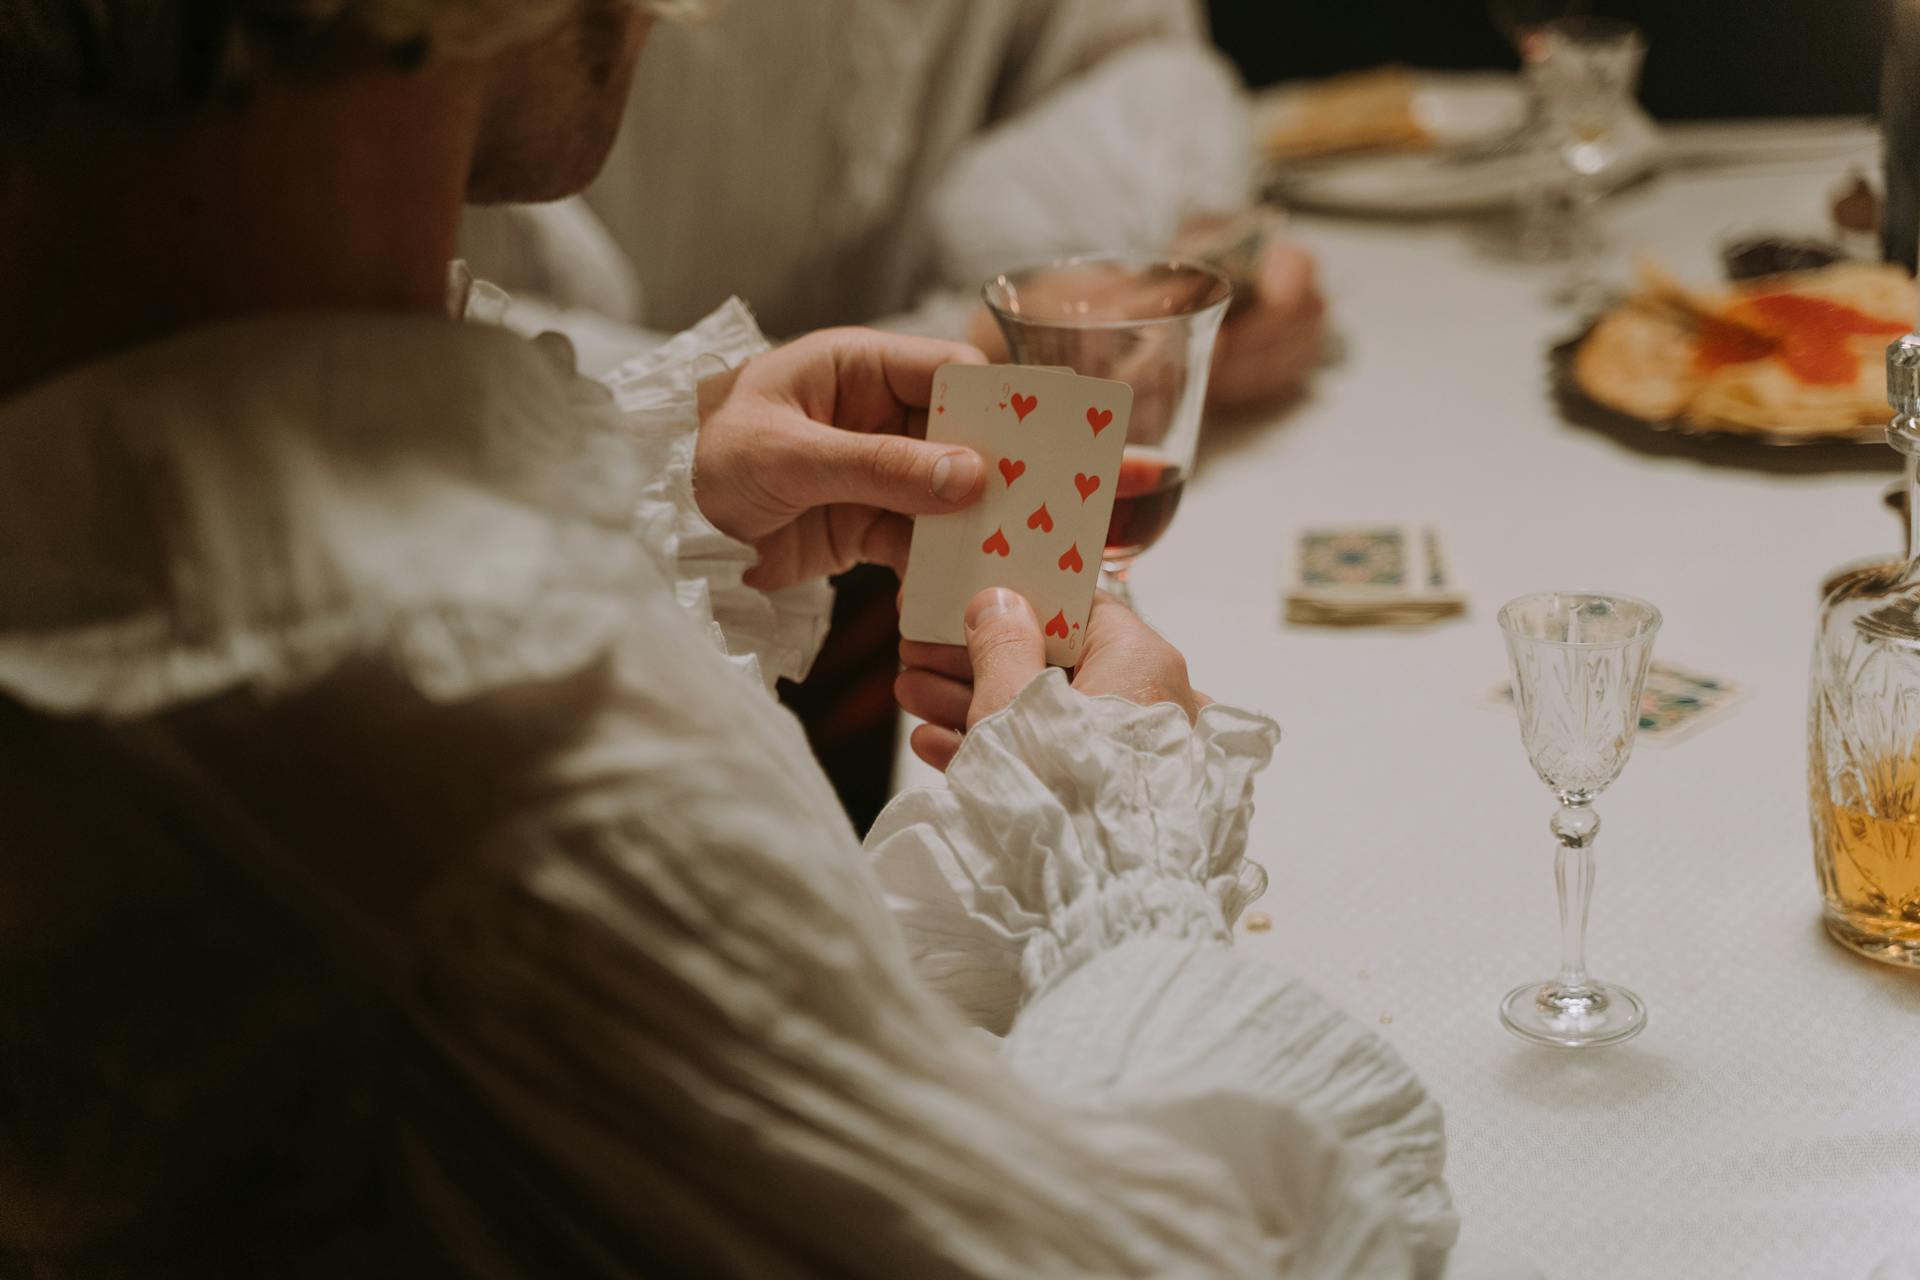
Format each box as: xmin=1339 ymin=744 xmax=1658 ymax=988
xmin=1206 ymin=0 xmax=1892 ymax=119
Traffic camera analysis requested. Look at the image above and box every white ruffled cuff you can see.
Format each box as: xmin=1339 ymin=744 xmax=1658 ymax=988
xmin=865 ymin=668 xmax=1280 ymax=1031
xmin=601 ymin=299 xmax=834 ymax=689
xmin=1005 ymin=938 xmax=1459 ymax=1277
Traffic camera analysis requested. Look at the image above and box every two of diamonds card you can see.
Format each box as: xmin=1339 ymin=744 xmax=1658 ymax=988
xmin=900 ymin=364 xmax=1131 ymax=667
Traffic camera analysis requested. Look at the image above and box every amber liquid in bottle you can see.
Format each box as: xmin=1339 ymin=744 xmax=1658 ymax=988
xmin=1807 ymin=334 xmax=1920 ymax=964
xmin=1811 ymin=755 xmax=1920 ymax=947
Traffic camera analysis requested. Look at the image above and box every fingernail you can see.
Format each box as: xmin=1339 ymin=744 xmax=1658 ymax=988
xmin=931 ymin=450 xmax=981 ymax=502
xmin=966 ymin=588 xmax=1016 ymax=631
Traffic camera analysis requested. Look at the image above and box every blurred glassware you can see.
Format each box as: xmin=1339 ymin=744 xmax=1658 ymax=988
xmin=1525 ymin=17 xmax=1647 ymax=307
xmin=1490 ymin=0 xmax=1584 ymax=260
xmin=1807 ymin=335 xmax=1920 ymax=968
xmin=983 ymin=256 xmax=1230 ymax=605
xmin=1498 ymin=590 xmax=1661 ymax=1048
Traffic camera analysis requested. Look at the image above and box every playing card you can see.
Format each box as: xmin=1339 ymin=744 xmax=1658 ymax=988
xmin=1284 ymin=524 xmax=1466 ymax=626
xmin=1634 ymin=662 xmax=1747 ymax=741
xmin=900 ymin=364 xmax=1132 ymax=666
xmin=1482 ymin=661 xmax=1746 ymax=744
xmin=1296 ymin=525 xmax=1419 ymax=594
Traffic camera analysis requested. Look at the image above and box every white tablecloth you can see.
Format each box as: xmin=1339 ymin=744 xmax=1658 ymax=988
xmin=895 ymin=120 xmax=1920 ymax=1280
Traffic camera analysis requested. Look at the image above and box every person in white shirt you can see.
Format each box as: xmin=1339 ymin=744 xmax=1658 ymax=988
xmin=463 ymin=0 xmax=1328 ymax=409
xmin=0 ymin=2 xmax=1460 ymax=1275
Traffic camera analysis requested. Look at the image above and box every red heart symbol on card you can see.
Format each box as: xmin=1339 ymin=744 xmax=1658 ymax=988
xmin=997 ymin=457 xmax=1025 ymax=487
xmin=1073 ymin=472 xmax=1100 ymax=501
xmin=1011 ymin=393 xmax=1038 ymax=421
xmin=1027 ymin=503 xmax=1053 ymax=533
xmin=981 ymin=528 xmax=1011 ymax=557
xmin=1045 ymin=610 xmax=1070 ymax=639
xmin=1058 ymin=542 xmax=1084 ymax=573
xmin=1086 ymin=407 xmax=1114 ymax=435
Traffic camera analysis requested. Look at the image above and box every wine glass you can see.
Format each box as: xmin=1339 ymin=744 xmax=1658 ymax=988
xmin=1498 ymin=591 xmax=1661 ymax=1049
xmin=1489 ymin=0 xmax=1584 ymax=261
xmin=1526 ymin=18 xmax=1648 ymax=308
xmin=982 ymin=255 xmax=1231 ymax=604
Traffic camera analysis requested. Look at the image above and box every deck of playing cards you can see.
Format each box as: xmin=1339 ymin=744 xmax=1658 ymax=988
xmin=900 ymin=364 xmax=1132 ymax=667
xmin=1284 ymin=524 xmax=1467 ymax=627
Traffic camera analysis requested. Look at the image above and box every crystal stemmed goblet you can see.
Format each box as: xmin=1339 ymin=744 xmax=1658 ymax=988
xmin=1526 ymin=17 xmax=1647 ymax=309
xmin=1488 ymin=0 xmax=1582 ymax=262
xmin=1498 ymin=591 xmax=1661 ymax=1049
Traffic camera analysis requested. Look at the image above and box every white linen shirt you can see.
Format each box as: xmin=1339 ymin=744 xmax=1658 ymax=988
xmin=458 ymin=0 xmax=1253 ymax=365
xmin=0 ymin=302 xmax=1453 ymax=1277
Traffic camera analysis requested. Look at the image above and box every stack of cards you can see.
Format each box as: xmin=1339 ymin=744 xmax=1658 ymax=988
xmin=1485 ymin=661 xmax=1746 ymax=743
xmin=1284 ymin=525 xmax=1468 ymax=627
xmin=900 ymin=365 xmax=1133 ymax=667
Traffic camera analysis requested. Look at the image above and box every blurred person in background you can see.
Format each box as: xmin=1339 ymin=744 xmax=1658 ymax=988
xmin=465 ymin=0 xmax=1329 ymax=831
xmin=466 ymin=0 xmax=1328 ymax=409
xmin=0 ymin=1 xmax=1461 ymax=1275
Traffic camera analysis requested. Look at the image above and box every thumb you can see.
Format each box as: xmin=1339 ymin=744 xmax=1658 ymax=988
xmin=964 ymin=588 xmax=1045 ymax=727
xmin=792 ymin=424 xmax=986 ymax=515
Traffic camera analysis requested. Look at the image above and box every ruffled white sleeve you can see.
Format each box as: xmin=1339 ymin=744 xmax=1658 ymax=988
xmin=598 ymin=299 xmax=834 ymax=688
xmin=405 ymin=616 xmax=1452 ymax=1277
xmin=868 ymin=670 xmax=1458 ymax=1276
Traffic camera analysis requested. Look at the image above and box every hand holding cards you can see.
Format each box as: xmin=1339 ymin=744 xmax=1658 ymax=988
xmin=689 ymin=328 xmax=992 ymax=591
xmin=900 ymin=364 xmax=1133 ymax=666
xmin=898 ymin=589 xmax=1211 ymax=771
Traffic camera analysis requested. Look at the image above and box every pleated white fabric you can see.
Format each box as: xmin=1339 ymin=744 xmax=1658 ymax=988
xmin=0 ymin=301 xmax=1457 ymax=1277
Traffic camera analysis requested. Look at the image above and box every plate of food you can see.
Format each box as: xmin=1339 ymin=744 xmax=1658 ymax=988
xmin=1254 ymin=67 xmax=1528 ymax=162
xmin=1256 ymin=67 xmax=1660 ymax=216
xmin=1563 ymin=256 xmax=1914 ymax=445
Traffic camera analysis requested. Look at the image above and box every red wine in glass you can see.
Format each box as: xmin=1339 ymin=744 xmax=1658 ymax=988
xmin=1104 ymin=450 xmax=1186 ymax=569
